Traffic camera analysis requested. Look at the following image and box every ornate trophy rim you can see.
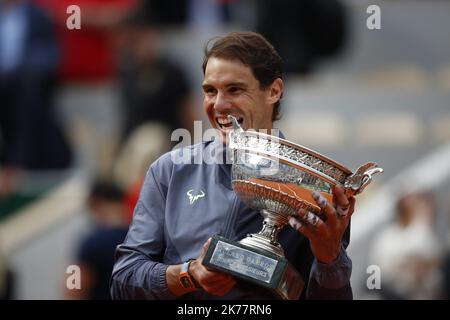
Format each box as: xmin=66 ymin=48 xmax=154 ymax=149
xmin=230 ymin=130 xmax=352 ymax=186
xmin=245 ymin=130 xmax=352 ymax=175
xmin=228 ymin=117 xmax=383 ymax=195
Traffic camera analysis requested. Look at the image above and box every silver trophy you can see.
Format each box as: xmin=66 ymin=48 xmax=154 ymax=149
xmin=203 ymin=115 xmax=383 ymax=299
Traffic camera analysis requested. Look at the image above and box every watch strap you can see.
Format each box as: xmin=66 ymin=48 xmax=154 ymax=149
xmin=179 ymin=260 xmax=197 ymax=290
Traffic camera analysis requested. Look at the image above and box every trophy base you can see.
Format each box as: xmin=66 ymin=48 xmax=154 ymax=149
xmin=202 ymin=235 xmax=304 ymax=300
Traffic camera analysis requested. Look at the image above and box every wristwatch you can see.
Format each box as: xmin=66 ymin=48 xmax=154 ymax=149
xmin=179 ymin=260 xmax=197 ymax=290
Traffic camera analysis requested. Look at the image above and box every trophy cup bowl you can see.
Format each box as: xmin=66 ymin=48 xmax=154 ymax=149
xmin=202 ymin=115 xmax=383 ymax=299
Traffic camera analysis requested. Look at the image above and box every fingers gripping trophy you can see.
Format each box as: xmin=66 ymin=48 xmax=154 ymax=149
xmin=202 ymin=115 xmax=383 ymax=299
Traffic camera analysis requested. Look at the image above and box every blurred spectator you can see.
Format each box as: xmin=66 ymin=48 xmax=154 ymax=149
xmin=256 ymin=0 xmax=347 ymax=74
xmin=369 ymin=191 xmax=444 ymax=299
xmin=35 ymin=0 xmax=138 ymax=81
xmin=117 ymin=12 xmax=196 ymax=139
xmin=139 ymin=0 xmax=230 ymax=28
xmin=440 ymin=201 xmax=450 ymax=299
xmin=140 ymin=0 xmax=189 ymax=26
xmin=0 ymin=0 xmax=71 ymax=197
xmin=0 ymin=249 xmax=14 ymax=299
xmin=113 ymin=122 xmax=171 ymax=221
xmin=36 ymin=0 xmax=138 ymax=179
xmin=65 ymin=181 xmax=129 ymax=300
xmin=112 ymin=11 xmax=197 ymax=217
xmin=442 ymin=252 xmax=450 ymax=299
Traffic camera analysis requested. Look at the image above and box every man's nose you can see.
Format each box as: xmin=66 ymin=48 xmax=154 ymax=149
xmin=213 ymin=92 xmax=232 ymax=113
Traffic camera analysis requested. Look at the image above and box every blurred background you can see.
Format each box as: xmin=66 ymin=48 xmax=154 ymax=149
xmin=0 ymin=0 xmax=449 ymax=300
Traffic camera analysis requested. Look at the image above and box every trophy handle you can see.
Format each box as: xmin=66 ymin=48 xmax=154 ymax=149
xmin=344 ymin=162 xmax=383 ymax=197
xmin=228 ymin=115 xmax=246 ymax=154
xmin=228 ymin=114 xmax=244 ymax=132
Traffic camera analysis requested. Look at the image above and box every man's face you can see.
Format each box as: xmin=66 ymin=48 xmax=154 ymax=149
xmin=202 ymin=57 xmax=282 ymax=144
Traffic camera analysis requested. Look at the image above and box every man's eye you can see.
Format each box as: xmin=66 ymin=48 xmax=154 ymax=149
xmin=229 ymin=87 xmax=242 ymax=94
xmin=204 ymin=87 xmax=217 ymax=95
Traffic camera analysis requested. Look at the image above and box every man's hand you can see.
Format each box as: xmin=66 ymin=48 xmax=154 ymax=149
xmin=288 ymin=185 xmax=355 ymax=264
xmin=189 ymin=238 xmax=236 ymax=296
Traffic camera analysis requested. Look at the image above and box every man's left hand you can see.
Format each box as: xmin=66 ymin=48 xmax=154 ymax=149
xmin=288 ymin=185 xmax=355 ymax=264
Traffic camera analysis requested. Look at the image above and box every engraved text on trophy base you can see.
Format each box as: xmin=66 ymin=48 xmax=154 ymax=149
xmin=209 ymin=241 xmax=278 ymax=284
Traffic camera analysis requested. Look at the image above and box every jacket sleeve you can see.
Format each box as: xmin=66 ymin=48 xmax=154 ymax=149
xmin=306 ymin=246 xmax=353 ymax=299
xmin=304 ymin=223 xmax=353 ymax=300
xmin=110 ymin=160 xmax=177 ymax=300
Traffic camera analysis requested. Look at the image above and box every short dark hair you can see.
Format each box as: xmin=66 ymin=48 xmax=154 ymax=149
xmin=202 ymin=32 xmax=284 ymax=121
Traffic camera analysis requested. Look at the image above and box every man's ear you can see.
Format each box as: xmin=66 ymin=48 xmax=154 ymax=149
xmin=267 ymin=78 xmax=283 ymax=105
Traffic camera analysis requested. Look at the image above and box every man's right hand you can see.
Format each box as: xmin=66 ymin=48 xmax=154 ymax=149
xmin=166 ymin=238 xmax=236 ymax=297
xmin=189 ymin=238 xmax=236 ymax=296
